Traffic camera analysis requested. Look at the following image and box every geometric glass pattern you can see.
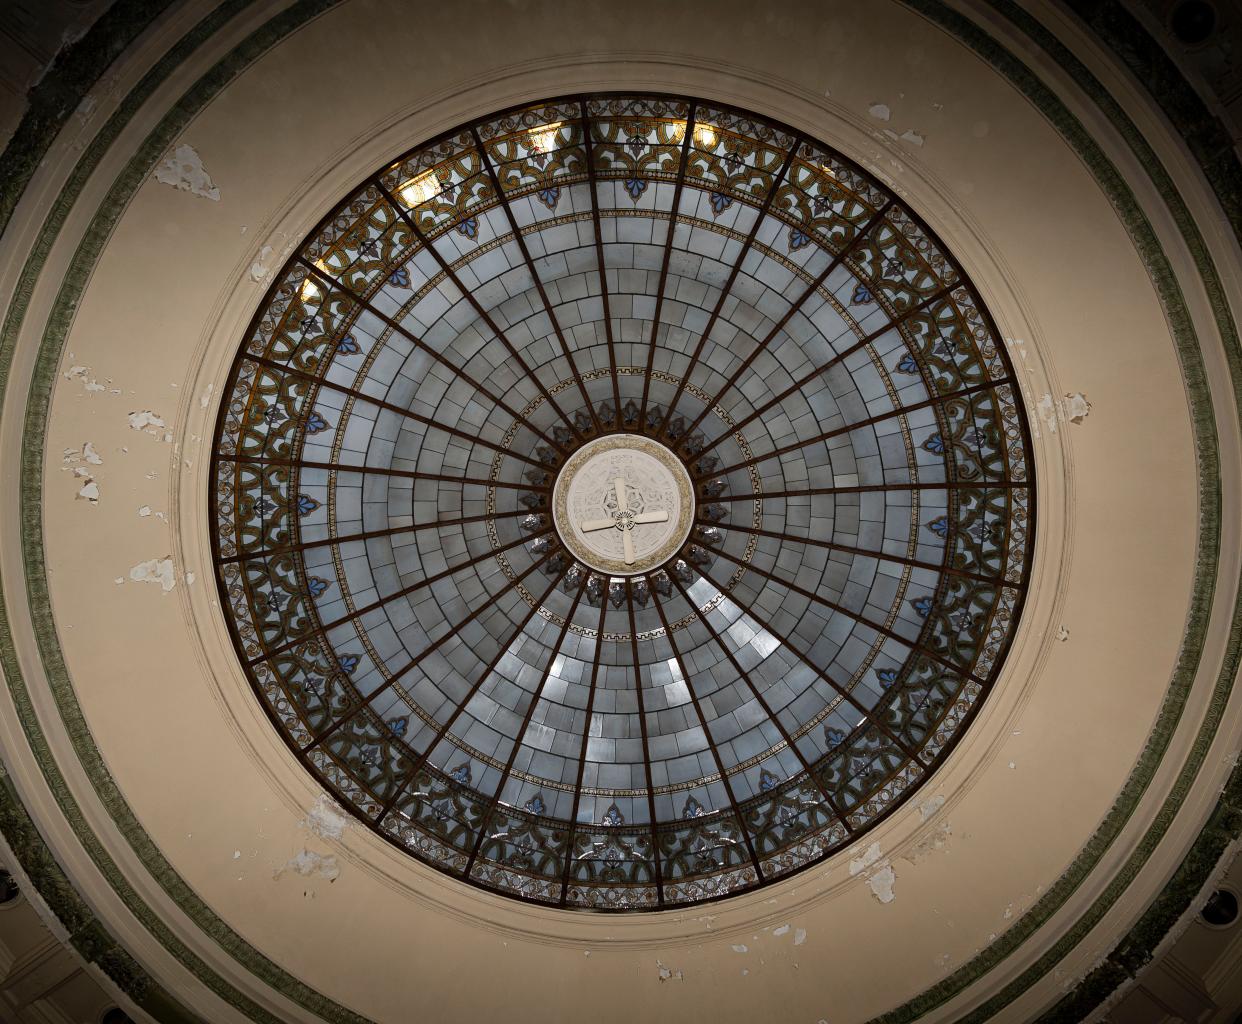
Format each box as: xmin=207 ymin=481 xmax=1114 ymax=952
xmin=210 ymin=94 xmax=1034 ymax=910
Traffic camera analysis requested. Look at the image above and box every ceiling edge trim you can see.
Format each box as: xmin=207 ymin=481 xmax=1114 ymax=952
xmin=0 ymin=0 xmax=178 ymax=244
xmin=871 ymin=0 xmax=1242 ymax=1019
xmin=0 ymin=2 xmax=1237 ymax=1024
xmin=0 ymin=2 xmax=378 ymax=1023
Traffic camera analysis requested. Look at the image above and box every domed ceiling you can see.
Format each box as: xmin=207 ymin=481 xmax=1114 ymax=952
xmin=2 ymin=2 xmax=1242 ymax=1023
xmin=212 ymin=94 xmax=1032 ymax=909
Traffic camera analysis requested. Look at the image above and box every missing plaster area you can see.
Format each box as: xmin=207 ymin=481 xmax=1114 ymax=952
xmin=153 ymin=143 xmax=221 ymax=201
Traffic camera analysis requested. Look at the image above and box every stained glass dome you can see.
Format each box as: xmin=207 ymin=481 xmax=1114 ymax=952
xmin=210 ymin=93 xmax=1034 ymax=910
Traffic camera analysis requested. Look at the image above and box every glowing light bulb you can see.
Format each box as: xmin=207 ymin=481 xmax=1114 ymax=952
xmin=399 ymin=171 xmax=438 ymax=207
xmin=528 ymin=121 xmax=563 ymax=154
xmin=694 ymin=123 xmax=718 ymax=149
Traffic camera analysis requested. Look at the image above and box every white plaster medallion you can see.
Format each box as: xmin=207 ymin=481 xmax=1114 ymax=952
xmin=552 ymin=434 xmax=695 ymax=576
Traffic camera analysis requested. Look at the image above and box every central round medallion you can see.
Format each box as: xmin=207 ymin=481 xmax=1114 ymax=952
xmin=552 ymin=434 xmax=695 ymax=575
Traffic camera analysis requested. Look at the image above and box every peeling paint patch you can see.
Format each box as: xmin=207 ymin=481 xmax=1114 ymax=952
xmin=849 ymin=841 xmax=897 ymax=903
xmin=868 ymin=102 xmax=892 ymax=122
xmin=655 ymin=960 xmax=683 ymax=982
xmin=1055 ymin=625 xmax=1070 ymax=642
xmin=128 ymin=557 xmax=176 ymax=592
xmin=794 ymin=928 xmax=807 ymax=946
xmin=919 ymin=793 xmax=946 ymax=821
xmin=275 ymin=849 xmax=339 ymax=882
xmin=301 ymin=794 xmax=349 ymax=840
xmin=772 ymin=924 xmax=790 ymax=937
xmin=76 ymin=476 xmax=99 ymax=504
xmin=128 ymin=410 xmax=168 ymax=438
xmin=200 ymin=382 xmax=214 ymax=409
xmin=1036 ymin=393 xmax=1058 ymax=434
xmin=731 ymin=943 xmax=749 ymax=954
xmin=908 ymin=819 xmax=953 ymax=862
xmin=1064 ymin=391 xmax=1091 ymax=424
xmin=868 ymin=863 xmax=896 ymax=903
xmin=153 ymin=143 xmax=220 ymax=201
xmin=63 ymin=364 xmax=115 ymax=394
xmin=899 ymin=128 xmax=925 ymax=146
xmin=249 ymin=244 xmax=275 ymax=282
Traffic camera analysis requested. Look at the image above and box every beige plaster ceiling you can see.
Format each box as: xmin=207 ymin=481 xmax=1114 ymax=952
xmin=1 ymin=1 xmax=1240 ymax=1022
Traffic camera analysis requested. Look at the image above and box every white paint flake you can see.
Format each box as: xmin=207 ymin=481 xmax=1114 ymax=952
xmin=128 ymin=410 xmax=166 ymax=432
xmin=1036 ymin=393 xmax=1058 ymax=435
xmin=794 ymin=928 xmax=807 ymax=946
xmin=249 ymin=244 xmax=275 ymax=283
xmin=868 ymin=102 xmax=892 ymax=122
xmin=276 ymin=849 xmax=339 ymax=881
xmin=731 ymin=943 xmax=749 ymax=954
xmin=655 ymin=960 xmax=683 ymax=982
xmin=899 ymin=129 xmax=925 ymax=146
xmin=301 ymin=794 xmax=349 ymax=840
xmin=153 ymin=143 xmax=220 ymax=201
xmin=772 ymin=924 xmax=790 ymax=937
xmin=868 ymin=864 xmax=896 ymax=903
xmin=850 ymin=841 xmax=897 ymax=904
xmin=128 ymin=557 xmax=176 ymax=592
xmin=1064 ymin=392 xmax=1092 ymax=424
xmin=138 ymin=505 xmax=152 ymax=518
xmin=1055 ymin=625 xmax=1070 ymax=642
xmin=63 ymin=365 xmax=110 ymax=393
xmin=919 ymin=793 xmax=946 ymax=821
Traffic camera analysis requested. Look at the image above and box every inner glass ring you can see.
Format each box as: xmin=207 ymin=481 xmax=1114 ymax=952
xmin=551 ymin=434 xmax=695 ymax=575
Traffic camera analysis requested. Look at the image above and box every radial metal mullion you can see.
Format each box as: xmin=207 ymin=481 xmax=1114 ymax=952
xmin=367 ymin=184 xmax=579 ymax=455
xmin=698 ymin=377 xmax=1011 ymax=482
xmin=296 ymin=256 xmax=561 ymax=455
xmin=662 ymin=568 xmax=854 ymax=835
xmin=299 ymin=543 xmax=561 ymax=755
xmin=375 ymin=555 xmax=575 ymax=825
xmin=463 ymin=570 xmax=591 ymax=879
xmin=468 ymin=126 xmax=602 ymax=434
xmin=691 ymin=284 xmax=955 ymax=458
xmin=559 ymin=592 xmax=611 ymax=905
xmin=215 ymin=453 xmax=549 ymax=492
xmin=579 ymin=98 xmax=622 ymax=423
xmin=647 ymin=582 xmax=765 ymax=886
xmin=638 ymin=102 xmax=698 ymax=427
xmin=702 ymin=542 xmax=985 ymax=689
xmin=693 ymin=561 xmax=927 ymax=764
xmin=703 ymin=480 xmax=1027 ymax=500
xmin=625 ymin=580 xmax=666 ymax=906
xmin=221 ymin=508 xmax=532 ymax=566
xmin=245 ymin=350 xmax=555 ymax=474
xmin=678 ymin=199 xmax=896 ymax=443
xmin=656 ymin=138 xmax=802 ymax=437
xmin=701 ymin=518 xmax=1015 ymax=589
xmin=247 ymin=527 xmax=552 ymax=667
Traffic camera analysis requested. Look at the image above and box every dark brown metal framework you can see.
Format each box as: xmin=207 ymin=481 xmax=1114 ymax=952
xmin=209 ymin=91 xmax=1036 ymax=912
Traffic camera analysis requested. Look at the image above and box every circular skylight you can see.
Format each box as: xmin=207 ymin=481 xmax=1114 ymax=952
xmin=211 ymin=94 xmax=1034 ymax=911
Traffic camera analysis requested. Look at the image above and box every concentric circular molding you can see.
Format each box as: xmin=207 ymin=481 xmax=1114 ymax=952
xmin=210 ymin=93 xmax=1034 ymax=910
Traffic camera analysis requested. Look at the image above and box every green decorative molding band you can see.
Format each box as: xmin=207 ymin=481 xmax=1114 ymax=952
xmin=0 ymin=772 xmax=202 ymax=1023
xmin=0 ymin=1 xmax=374 ymax=1022
xmin=872 ymin=1 xmax=1242 ymax=1020
xmin=0 ymin=1 xmax=1238 ymax=1022
xmin=0 ymin=0 xmax=177 ymax=243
